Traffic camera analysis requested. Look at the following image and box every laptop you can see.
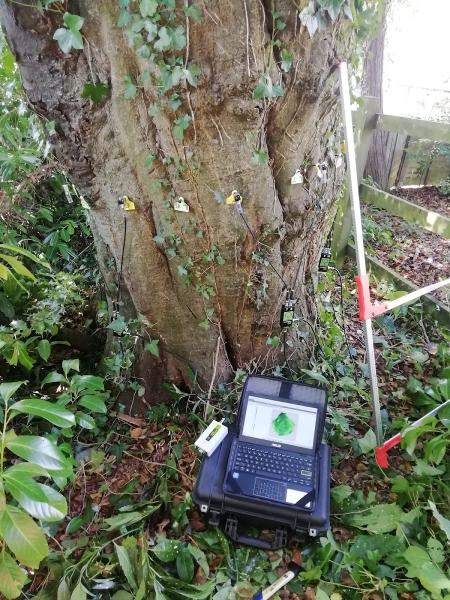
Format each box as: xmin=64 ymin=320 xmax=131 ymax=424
xmin=223 ymin=376 xmax=327 ymax=511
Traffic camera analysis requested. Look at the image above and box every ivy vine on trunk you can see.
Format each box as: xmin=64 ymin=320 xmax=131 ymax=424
xmin=0 ymin=0 xmax=382 ymax=404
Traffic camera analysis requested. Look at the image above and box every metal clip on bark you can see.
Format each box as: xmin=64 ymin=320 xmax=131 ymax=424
xmin=225 ymin=190 xmax=243 ymax=213
xmin=118 ymin=195 xmax=136 ymax=211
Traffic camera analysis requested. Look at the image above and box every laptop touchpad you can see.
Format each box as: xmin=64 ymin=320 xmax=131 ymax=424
xmin=253 ymin=478 xmax=286 ymax=502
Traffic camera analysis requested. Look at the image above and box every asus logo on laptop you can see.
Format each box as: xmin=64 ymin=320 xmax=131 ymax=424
xmin=271 ymin=443 xmax=281 ymax=448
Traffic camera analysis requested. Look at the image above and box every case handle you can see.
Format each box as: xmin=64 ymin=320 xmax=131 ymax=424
xmin=224 ymin=517 xmax=288 ymax=549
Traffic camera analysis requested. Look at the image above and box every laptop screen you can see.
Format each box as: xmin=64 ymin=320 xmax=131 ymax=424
xmin=241 ymin=395 xmax=318 ymax=450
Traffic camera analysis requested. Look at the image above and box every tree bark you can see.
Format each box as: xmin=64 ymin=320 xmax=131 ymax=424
xmin=363 ymin=8 xmax=398 ymax=190
xmin=0 ymin=0 xmax=352 ymax=401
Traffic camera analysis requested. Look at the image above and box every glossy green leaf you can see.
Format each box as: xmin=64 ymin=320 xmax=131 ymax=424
xmin=65 ymin=515 xmax=85 ymax=535
xmin=14 ymin=483 xmax=67 ymax=522
xmin=0 ymin=551 xmax=27 ymax=599
xmin=429 ymin=501 xmax=450 ymax=541
xmin=6 ymin=435 xmax=69 ymax=472
xmin=37 ymin=339 xmax=51 ymax=362
xmin=111 ymin=592 xmax=134 ymax=600
xmin=176 ymin=546 xmax=194 ymax=582
xmin=0 ymin=506 xmax=48 ymax=568
xmin=72 ymin=374 xmax=104 ymax=392
xmin=188 ymin=544 xmax=209 ymax=577
xmin=0 ymin=254 xmax=35 ymax=280
xmin=57 ymin=578 xmax=71 ymax=600
xmin=0 ymin=381 xmax=25 ymax=403
xmin=40 ymin=371 xmax=67 ymax=387
xmin=10 ymin=398 xmax=75 ymax=428
xmin=78 ymin=394 xmax=107 ymax=414
xmin=153 ymin=539 xmax=182 ymax=562
xmin=0 ymin=481 xmax=5 ymax=512
xmin=114 ymin=543 xmax=137 ymax=591
xmin=0 ymin=245 xmax=49 ymax=269
xmin=76 ymin=412 xmax=96 ymax=429
xmin=5 ymin=463 xmax=49 ymax=478
xmin=62 ymin=359 xmax=79 ymax=376
xmin=3 ymin=471 xmax=49 ymax=503
xmin=70 ymin=581 xmax=87 ymax=600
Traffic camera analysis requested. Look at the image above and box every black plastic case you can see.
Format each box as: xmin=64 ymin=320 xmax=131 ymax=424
xmin=192 ymin=426 xmax=331 ymax=549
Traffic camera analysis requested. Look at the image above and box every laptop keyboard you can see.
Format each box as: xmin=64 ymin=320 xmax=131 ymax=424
xmin=234 ymin=443 xmax=314 ymax=486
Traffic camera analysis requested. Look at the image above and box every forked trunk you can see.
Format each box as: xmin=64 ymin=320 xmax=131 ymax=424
xmin=1 ymin=1 xmax=356 ymax=401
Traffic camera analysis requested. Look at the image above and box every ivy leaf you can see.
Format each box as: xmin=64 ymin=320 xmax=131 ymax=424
xmin=53 ymin=28 xmax=83 ymax=53
xmin=168 ymin=94 xmax=182 ymax=111
xmin=124 ymin=76 xmax=137 ymax=100
xmin=82 ymin=83 xmax=110 ymax=103
xmin=0 ymin=551 xmax=27 ymax=599
xmin=330 ymin=484 xmax=352 ymax=505
xmin=357 ymin=428 xmax=377 ymax=454
xmin=253 ymin=74 xmax=283 ymax=99
xmin=153 ymin=233 xmax=165 ymax=245
xmin=154 ymin=27 xmax=171 ymax=52
xmin=280 ymin=48 xmax=293 ymax=73
xmin=53 ymin=13 xmax=84 ymax=54
xmin=139 ymin=0 xmax=158 ymax=17
xmin=252 ymin=150 xmax=268 ymax=166
xmin=299 ymin=2 xmax=318 ymax=37
xmin=213 ymin=191 xmax=225 ymax=204
xmin=145 ymin=339 xmax=160 ymax=358
xmin=183 ymin=5 xmax=202 ymax=21
xmin=317 ymin=0 xmax=344 ymax=20
xmin=145 ymin=153 xmax=156 ymax=169
xmin=171 ymin=25 xmax=186 ymax=51
xmin=350 ymin=504 xmax=404 ymax=534
xmin=63 ymin=12 xmax=84 ymax=31
xmin=184 ymin=63 xmax=201 ymax=87
xmin=173 ymin=114 xmax=192 ymax=140
xmin=117 ymin=10 xmax=132 ymax=27
xmin=404 ymin=546 xmax=450 ymax=599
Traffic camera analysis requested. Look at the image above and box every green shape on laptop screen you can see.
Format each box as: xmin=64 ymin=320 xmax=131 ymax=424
xmin=272 ymin=412 xmax=295 ymax=436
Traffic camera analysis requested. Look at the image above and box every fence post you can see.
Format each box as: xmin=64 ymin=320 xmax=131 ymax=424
xmin=332 ymin=96 xmax=380 ymax=263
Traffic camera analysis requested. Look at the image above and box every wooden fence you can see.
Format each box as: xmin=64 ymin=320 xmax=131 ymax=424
xmin=332 ymin=101 xmax=450 ymax=325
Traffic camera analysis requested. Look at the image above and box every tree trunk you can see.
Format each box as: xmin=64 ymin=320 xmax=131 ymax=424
xmin=0 ymin=0 xmax=353 ymax=401
xmin=363 ymin=9 xmax=397 ymax=190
